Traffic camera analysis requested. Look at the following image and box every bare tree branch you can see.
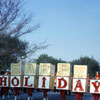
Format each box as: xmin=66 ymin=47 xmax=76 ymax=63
xmin=0 ymin=0 xmax=48 ymax=69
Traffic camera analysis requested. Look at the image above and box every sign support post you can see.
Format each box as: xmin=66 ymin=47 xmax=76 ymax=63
xmin=92 ymin=72 xmax=99 ymax=100
xmin=60 ymin=90 xmax=66 ymax=100
xmin=38 ymin=63 xmax=55 ymax=100
xmin=27 ymin=88 xmax=33 ymax=100
xmin=72 ymin=65 xmax=88 ymax=100
xmin=56 ymin=63 xmax=71 ymax=100
xmin=76 ymin=92 xmax=83 ymax=100
xmin=24 ymin=63 xmax=38 ymax=100
xmin=43 ymin=89 xmax=48 ymax=100
xmin=14 ymin=88 xmax=20 ymax=100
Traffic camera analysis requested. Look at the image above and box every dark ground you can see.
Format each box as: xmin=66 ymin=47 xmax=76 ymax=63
xmin=0 ymin=91 xmax=94 ymax=100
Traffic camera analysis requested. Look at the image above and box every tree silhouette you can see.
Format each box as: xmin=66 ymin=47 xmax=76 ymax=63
xmin=0 ymin=0 xmax=47 ymax=70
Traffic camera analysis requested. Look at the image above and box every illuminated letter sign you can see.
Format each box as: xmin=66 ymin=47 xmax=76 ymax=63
xmin=11 ymin=76 xmax=21 ymax=87
xmin=38 ymin=76 xmax=50 ymax=89
xmin=72 ymin=79 xmax=87 ymax=92
xmin=56 ymin=77 xmax=70 ymax=90
xmin=90 ymin=79 xmax=100 ymax=94
xmin=0 ymin=75 xmax=8 ymax=87
xmin=23 ymin=75 xmax=35 ymax=88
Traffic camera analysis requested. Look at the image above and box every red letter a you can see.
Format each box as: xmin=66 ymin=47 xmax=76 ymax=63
xmin=74 ymin=80 xmax=84 ymax=91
